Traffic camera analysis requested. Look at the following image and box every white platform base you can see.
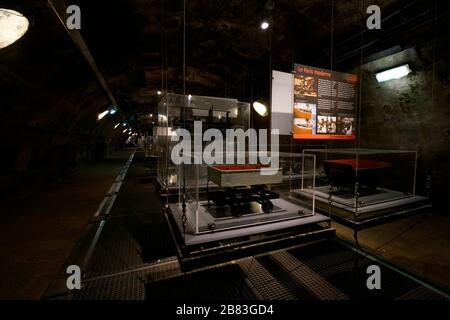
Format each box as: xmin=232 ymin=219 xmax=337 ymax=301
xmin=169 ymin=199 xmax=329 ymax=246
xmin=294 ymin=188 xmax=428 ymax=214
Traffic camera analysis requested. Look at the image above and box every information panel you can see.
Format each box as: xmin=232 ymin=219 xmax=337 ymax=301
xmin=292 ymin=64 xmax=357 ymax=140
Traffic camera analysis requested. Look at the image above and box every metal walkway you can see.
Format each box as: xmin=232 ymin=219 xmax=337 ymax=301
xmin=43 ymin=151 xmax=449 ymax=300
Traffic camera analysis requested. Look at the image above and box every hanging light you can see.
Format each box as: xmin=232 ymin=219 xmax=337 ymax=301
xmin=253 ymin=101 xmax=268 ymax=117
xmin=0 ymin=9 xmax=29 ymax=49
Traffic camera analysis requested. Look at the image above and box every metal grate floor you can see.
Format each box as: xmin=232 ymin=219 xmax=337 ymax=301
xmin=46 ymin=152 xmax=449 ymax=301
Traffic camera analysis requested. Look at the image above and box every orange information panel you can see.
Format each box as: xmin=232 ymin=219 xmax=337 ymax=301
xmin=292 ymin=64 xmax=358 ymax=140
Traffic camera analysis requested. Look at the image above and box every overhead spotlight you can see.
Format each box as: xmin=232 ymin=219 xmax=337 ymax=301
xmin=157 ymin=90 xmax=162 ymax=95
xmin=114 ymin=123 xmax=121 ymax=129
xmin=97 ymin=110 xmax=109 ymax=120
xmin=260 ymin=21 xmax=270 ymax=30
xmin=253 ymin=101 xmax=268 ymax=117
xmin=375 ymin=64 xmax=412 ymax=83
xmin=0 ymin=9 xmax=29 ymax=49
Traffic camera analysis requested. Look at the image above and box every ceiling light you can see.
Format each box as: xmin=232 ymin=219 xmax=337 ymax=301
xmin=114 ymin=123 xmax=120 ymax=129
xmin=123 ymin=129 xmax=128 ymax=133
xmin=97 ymin=110 xmax=109 ymax=120
xmin=0 ymin=9 xmax=29 ymax=49
xmin=122 ymin=123 xmax=127 ymax=127
xmin=261 ymin=21 xmax=269 ymax=30
xmin=109 ymin=107 xmax=117 ymax=115
xmin=253 ymin=101 xmax=268 ymax=117
xmin=157 ymin=90 xmax=162 ymax=95
xmin=375 ymin=64 xmax=412 ymax=83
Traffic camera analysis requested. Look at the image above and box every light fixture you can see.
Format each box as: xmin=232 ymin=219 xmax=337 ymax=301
xmin=114 ymin=123 xmax=120 ymax=129
xmin=109 ymin=107 xmax=117 ymax=115
xmin=188 ymin=94 xmax=192 ymax=101
xmin=260 ymin=21 xmax=269 ymax=30
xmin=375 ymin=64 xmax=412 ymax=83
xmin=122 ymin=123 xmax=127 ymax=127
xmin=157 ymin=90 xmax=162 ymax=95
xmin=122 ymin=129 xmax=128 ymax=133
xmin=253 ymin=101 xmax=268 ymax=117
xmin=0 ymin=9 xmax=29 ymax=49
xmin=97 ymin=110 xmax=109 ymax=120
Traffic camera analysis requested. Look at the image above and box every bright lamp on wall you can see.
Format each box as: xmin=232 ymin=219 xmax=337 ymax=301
xmin=253 ymin=101 xmax=268 ymax=117
xmin=109 ymin=107 xmax=118 ymax=115
xmin=0 ymin=9 xmax=29 ymax=49
xmin=98 ymin=107 xmax=118 ymax=120
xmin=375 ymin=64 xmax=412 ymax=83
xmin=97 ymin=110 xmax=109 ymax=120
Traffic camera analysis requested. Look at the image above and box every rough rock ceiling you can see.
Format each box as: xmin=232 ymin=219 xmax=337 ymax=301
xmin=0 ymin=0 xmax=432 ymax=134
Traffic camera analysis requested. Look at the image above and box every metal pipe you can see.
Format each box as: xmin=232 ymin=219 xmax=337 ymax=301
xmin=47 ymin=0 xmax=126 ymax=123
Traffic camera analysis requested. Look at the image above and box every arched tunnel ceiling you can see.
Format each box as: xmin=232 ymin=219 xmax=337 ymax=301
xmin=0 ymin=0 xmax=428 ymax=136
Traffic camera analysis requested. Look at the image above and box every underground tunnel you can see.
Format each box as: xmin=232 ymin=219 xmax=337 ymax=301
xmin=0 ymin=0 xmax=449 ymax=311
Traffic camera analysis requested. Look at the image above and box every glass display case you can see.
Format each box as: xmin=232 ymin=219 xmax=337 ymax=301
xmin=156 ymin=93 xmax=251 ymax=195
xmin=168 ymin=153 xmax=319 ymax=244
xmin=158 ymin=93 xmax=331 ymax=246
xmin=293 ymin=148 xmax=427 ymax=219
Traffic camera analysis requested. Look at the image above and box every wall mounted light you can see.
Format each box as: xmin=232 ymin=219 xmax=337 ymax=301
xmin=375 ymin=64 xmax=412 ymax=83
xmin=253 ymin=101 xmax=268 ymax=117
xmin=109 ymin=107 xmax=118 ymax=115
xmin=0 ymin=9 xmax=29 ymax=49
xmin=97 ymin=110 xmax=109 ymax=120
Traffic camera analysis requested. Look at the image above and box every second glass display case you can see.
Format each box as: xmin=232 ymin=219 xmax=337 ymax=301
xmin=294 ymin=148 xmax=428 ymax=219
